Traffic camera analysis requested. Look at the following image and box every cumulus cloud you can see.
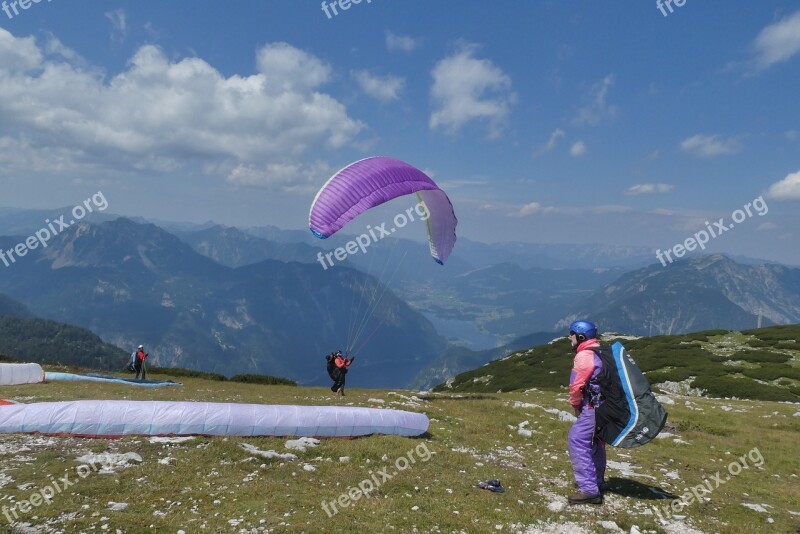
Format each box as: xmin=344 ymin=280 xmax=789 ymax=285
xmin=751 ymin=10 xmax=800 ymax=71
xmin=0 ymin=29 xmax=41 ymax=70
xmin=256 ymin=42 xmax=332 ymax=91
xmin=680 ymin=134 xmax=742 ymax=157
xmin=570 ymin=141 xmax=587 ymax=157
xmin=573 ymin=75 xmax=617 ymax=126
xmin=227 ymin=161 xmax=333 ymax=192
xmin=385 ymin=31 xmax=418 ymax=52
xmin=766 ymin=170 xmax=800 ymax=200
xmin=625 ymin=183 xmax=674 ymax=195
xmin=352 ymin=70 xmax=404 ymax=102
xmin=0 ymin=30 xmax=363 ymax=187
xmin=429 ymin=44 xmax=516 ymax=138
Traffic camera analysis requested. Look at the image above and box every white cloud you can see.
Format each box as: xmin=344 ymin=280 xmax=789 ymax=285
xmin=518 ymin=202 xmax=550 ymax=216
xmin=680 ymin=134 xmax=742 ymax=158
xmin=625 ymin=183 xmax=674 ymax=196
xmin=766 ymin=170 xmax=800 ymax=200
xmin=0 ymin=29 xmax=41 ymax=70
xmin=573 ymin=75 xmax=617 ymax=126
xmin=227 ymin=161 xmax=332 ymax=193
xmin=105 ymin=9 xmax=127 ymax=42
xmin=570 ymin=141 xmax=586 ymax=157
xmin=751 ymin=10 xmax=800 ymax=70
xmin=0 ymin=136 xmax=89 ymax=175
xmin=352 ymin=70 xmax=404 ymax=102
xmin=787 ymin=130 xmax=799 ymax=141
xmin=0 ymin=31 xmax=363 ymax=186
xmin=256 ymin=42 xmax=332 ymax=91
xmin=757 ymin=222 xmax=777 ymax=231
xmin=534 ymin=129 xmax=565 ymax=157
xmin=385 ymin=31 xmax=417 ymax=53
xmin=429 ymin=44 xmax=516 ymax=138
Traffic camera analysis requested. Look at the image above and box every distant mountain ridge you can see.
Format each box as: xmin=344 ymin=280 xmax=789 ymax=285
xmin=174 ymin=225 xmax=324 ymax=267
xmin=564 ymin=255 xmax=800 ymax=336
xmin=0 ymin=218 xmax=446 ymax=387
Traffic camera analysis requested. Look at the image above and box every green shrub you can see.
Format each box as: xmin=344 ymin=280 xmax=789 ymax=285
xmin=648 ymin=367 xmax=696 ymax=383
xmin=692 ymin=375 xmax=798 ymax=402
xmin=229 ymin=374 xmax=297 ymax=386
xmin=732 ymin=349 xmax=791 ymax=363
xmin=680 ymin=330 xmax=729 ymax=341
xmin=147 ymin=367 xmax=227 ymax=381
xmin=745 ymin=339 xmax=773 ymax=348
xmin=741 ymin=365 xmax=800 ymax=381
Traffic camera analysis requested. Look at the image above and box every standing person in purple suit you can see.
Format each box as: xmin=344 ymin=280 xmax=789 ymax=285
xmin=567 ymin=320 xmax=606 ymax=505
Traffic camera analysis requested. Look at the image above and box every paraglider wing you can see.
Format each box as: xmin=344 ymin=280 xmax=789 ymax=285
xmin=0 ymin=363 xmax=43 ymax=385
xmin=44 ymin=372 xmax=181 ymax=388
xmin=309 ymin=157 xmax=457 ymax=264
xmin=0 ymin=400 xmax=430 ymax=438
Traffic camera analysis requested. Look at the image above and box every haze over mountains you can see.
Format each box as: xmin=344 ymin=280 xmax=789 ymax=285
xmin=1 ymin=209 xmax=798 ymax=388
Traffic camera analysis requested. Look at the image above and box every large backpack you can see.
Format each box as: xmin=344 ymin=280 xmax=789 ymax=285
xmin=591 ymin=342 xmax=667 ymax=448
xmin=326 ymin=354 xmax=341 ymax=381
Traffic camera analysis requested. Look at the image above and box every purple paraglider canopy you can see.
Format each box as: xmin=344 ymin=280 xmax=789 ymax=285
xmin=309 ymin=157 xmax=457 ymax=264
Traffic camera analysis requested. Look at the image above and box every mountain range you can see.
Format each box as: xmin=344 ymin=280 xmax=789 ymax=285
xmin=0 ymin=218 xmax=445 ymax=387
xmin=567 ymin=254 xmax=800 ymax=336
xmin=1 ymin=210 xmax=799 ymax=389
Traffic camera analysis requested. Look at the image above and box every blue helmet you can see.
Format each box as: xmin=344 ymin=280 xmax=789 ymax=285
xmin=569 ymin=320 xmax=597 ymax=341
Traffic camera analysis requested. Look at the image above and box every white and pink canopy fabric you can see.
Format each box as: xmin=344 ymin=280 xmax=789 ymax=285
xmin=0 ymin=400 xmax=429 ymax=438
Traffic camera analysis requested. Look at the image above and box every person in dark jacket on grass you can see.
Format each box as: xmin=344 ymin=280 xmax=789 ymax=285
xmin=326 ymin=350 xmax=353 ymax=396
xmin=135 ymin=344 xmax=148 ymax=380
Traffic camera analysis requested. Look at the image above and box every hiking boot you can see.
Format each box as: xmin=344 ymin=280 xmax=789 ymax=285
xmin=568 ymin=491 xmax=603 ymax=505
xmin=573 ymin=481 xmax=607 ymax=494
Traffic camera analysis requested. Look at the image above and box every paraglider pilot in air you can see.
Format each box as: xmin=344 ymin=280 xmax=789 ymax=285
xmin=567 ymin=320 xmax=607 ymax=505
xmin=326 ymin=350 xmax=354 ymax=396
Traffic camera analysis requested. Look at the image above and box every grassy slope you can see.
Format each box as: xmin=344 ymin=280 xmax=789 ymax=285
xmin=0 ymin=367 xmax=797 ymax=533
xmin=436 ymin=325 xmax=800 ymax=402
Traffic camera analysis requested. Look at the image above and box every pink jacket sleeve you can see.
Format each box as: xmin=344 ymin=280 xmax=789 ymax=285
xmin=569 ymin=350 xmax=595 ymax=408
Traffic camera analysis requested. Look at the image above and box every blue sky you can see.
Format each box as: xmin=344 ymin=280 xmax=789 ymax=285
xmin=1 ymin=1 xmax=799 ymax=264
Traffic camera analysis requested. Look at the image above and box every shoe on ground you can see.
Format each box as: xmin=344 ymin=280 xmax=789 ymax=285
xmin=568 ymin=491 xmax=603 ymax=505
xmin=477 ymin=480 xmax=505 ymax=493
xmin=573 ymin=481 xmax=607 ymax=494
